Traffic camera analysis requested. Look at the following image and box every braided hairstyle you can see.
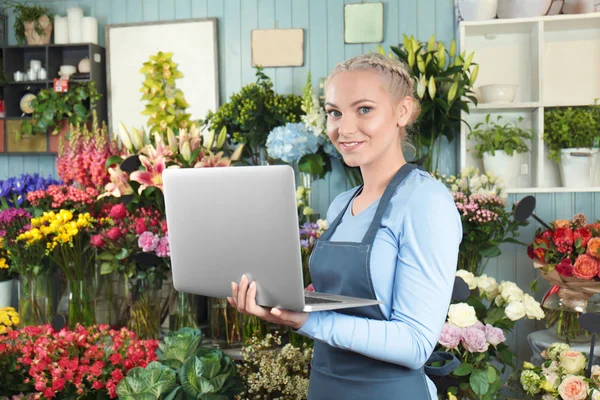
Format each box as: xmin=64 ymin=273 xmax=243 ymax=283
xmin=326 ymin=53 xmax=421 ymax=143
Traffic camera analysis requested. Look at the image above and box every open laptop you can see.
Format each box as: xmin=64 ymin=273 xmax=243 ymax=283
xmin=162 ymin=165 xmax=382 ymax=312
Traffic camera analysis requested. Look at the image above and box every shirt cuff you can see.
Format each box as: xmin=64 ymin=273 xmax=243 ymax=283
xmin=296 ymin=311 xmax=320 ymax=337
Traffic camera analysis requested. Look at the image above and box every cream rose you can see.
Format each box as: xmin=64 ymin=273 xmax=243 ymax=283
xmin=447 ymin=303 xmax=477 ymax=328
xmin=456 ymin=270 xmax=476 ymax=290
xmin=592 ymin=389 xmax=600 ymax=400
xmin=499 ymin=281 xmax=524 ymax=303
xmin=592 ymin=365 xmax=600 ymax=385
xmin=505 ymin=301 xmax=526 ymax=321
xmin=523 ymin=294 xmax=545 ymax=320
xmin=476 ymin=274 xmax=499 ymax=300
xmin=559 ymin=350 xmax=587 ymax=375
xmin=558 ymin=375 xmax=589 ymax=400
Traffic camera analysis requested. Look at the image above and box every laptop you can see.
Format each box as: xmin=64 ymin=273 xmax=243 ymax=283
xmin=162 ymin=165 xmax=383 ymax=312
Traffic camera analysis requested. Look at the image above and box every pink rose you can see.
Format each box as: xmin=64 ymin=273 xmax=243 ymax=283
xmin=472 ymin=320 xmax=485 ymax=331
xmin=138 ymin=231 xmax=159 ymax=252
xmin=108 ymin=204 xmax=127 ymax=220
xmin=461 ymin=326 xmax=489 ymax=353
xmin=90 ymin=234 xmax=105 ymax=248
xmin=558 ymin=375 xmax=589 ymax=400
xmin=484 ymin=324 xmax=506 ymax=346
xmin=439 ymin=323 xmax=463 ymax=350
xmin=155 ymin=236 xmax=170 ymax=257
xmin=106 ymin=227 xmax=122 ymax=241
xmin=135 ymin=219 xmax=147 ymax=235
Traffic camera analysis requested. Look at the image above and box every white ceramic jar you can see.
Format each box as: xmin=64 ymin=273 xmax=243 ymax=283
xmin=459 ymin=0 xmax=498 ymax=21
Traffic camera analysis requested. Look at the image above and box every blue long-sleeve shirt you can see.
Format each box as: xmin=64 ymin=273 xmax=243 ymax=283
xmin=297 ymin=169 xmax=462 ymax=397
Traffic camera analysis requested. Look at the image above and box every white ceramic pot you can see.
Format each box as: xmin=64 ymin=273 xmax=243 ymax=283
xmin=563 ymin=0 xmax=594 ymax=13
xmin=81 ymin=16 xmax=98 ymax=45
xmin=54 ymin=15 xmax=69 ymax=44
xmin=67 ymin=7 xmax=83 ymax=43
xmin=559 ymin=148 xmax=600 ymax=188
xmin=483 ymin=150 xmax=528 ymax=188
xmin=459 ymin=0 xmax=498 ymax=21
xmin=497 ymin=0 xmax=552 ymax=18
xmin=0 ymin=279 xmax=13 ymax=308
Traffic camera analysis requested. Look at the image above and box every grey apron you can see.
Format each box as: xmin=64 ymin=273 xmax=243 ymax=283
xmin=307 ymin=163 xmax=458 ymax=400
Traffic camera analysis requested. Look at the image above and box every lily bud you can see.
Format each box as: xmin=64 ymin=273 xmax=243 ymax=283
xmin=130 ymin=127 xmax=144 ymax=150
xmin=167 ymin=128 xmax=178 ymax=153
xmin=403 ymin=34 xmax=412 ymax=54
xmin=230 ymin=143 xmax=245 ymax=162
xmin=181 ymin=141 xmax=192 ymax=162
xmin=428 ymin=76 xmax=437 ymax=100
xmin=377 ymin=45 xmax=385 ymax=55
xmin=469 ymin=64 xmax=479 ymax=86
xmin=427 ymin=34 xmax=435 ymax=52
xmin=464 ymin=52 xmax=474 ymax=70
xmin=216 ymin=126 xmax=227 ymax=149
xmin=450 ymin=39 xmax=456 ymax=57
xmin=417 ymin=75 xmax=427 ymax=99
xmin=447 ymin=81 xmax=458 ymax=103
xmin=118 ymin=122 xmax=133 ymax=151
xmin=417 ymin=53 xmax=425 ymax=74
xmin=204 ymin=129 xmax=215 ymax=149
xmin=408 ymin=51 xmax=416 ymax=69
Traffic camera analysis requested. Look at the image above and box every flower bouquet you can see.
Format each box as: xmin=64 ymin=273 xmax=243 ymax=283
xmin=528 ymin=213 xmax=600 ymax=341
xmin=0 ymin=173 xmax=61 ymax=210
xmin=0 ymin=208 xmax=54 ymax=326
xmin=434 ymin=167 xmax=527 ymax=275
xmin=440 ymin=271 xmax=544 ymax=399
xmin=515 ymin=342 xmax=600 ymax=399
xmin=26 ymin=184 xmax=99 ymax=214
xmin=0 ymin=324 xmax=158 ymax=398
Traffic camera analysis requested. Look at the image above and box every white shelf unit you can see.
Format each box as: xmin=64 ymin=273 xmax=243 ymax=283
xmin=458 ymin=13 xmax=600 ymax=193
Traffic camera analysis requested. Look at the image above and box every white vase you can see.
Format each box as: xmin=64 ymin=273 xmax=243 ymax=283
xmin=81 ymin=16 xmax=98 ymax=44
xmin=459 ymin=0 xmax=498 ymax=21
xmin=559 ymin=148 xmax=600 ymax=188
xmin=54 ymin=15 xmax=69 ymax=44
xmin=482 ymin=150 xmax=529 ymax=188
xmin=497 ymin=0 xmax=553 ymax=18
xmin=67 ymin=7 xmax=83 ymax=43
xmin=563 ymin=0 xmax=595 ymax=13
xmin=0 ymin=279 xmax=13 ymax=308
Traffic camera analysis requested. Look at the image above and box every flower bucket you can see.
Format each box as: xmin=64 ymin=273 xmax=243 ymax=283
xmin=482 ymin=150 xmax=529 ymax=189
xmin=0 ymin=279 xmax=13 ymax=308
xmin=23 ymin=15 xmax=52 ymax=45
xmin=559 ymin=148 xmax=600 ymax=188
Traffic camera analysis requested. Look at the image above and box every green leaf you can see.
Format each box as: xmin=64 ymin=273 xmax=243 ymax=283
xmin=453 ymin=363 xmax=473 ymax=376
xmin=100 ymin=262 xmax=116 ymax=275
xmin=298 ymin=153 xmax=325 ymax=177
xmin=479 ymin=246 xmax=501 ymax=258
xmin=115 ymin=361 xmax=177 ymax=400
xmin=469 ymin=369 xmax=489 ymax=395
xmin=486 ymin=365 xmax=497 ymax=383
xmin=115 ymin=248 xmax=129 ymax=260
xmin=105 ymin=155 xmax=123 ymax=169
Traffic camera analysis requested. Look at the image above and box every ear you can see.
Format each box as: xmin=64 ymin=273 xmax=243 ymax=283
xmin=395 ymin=96 xmax=414 ymax=128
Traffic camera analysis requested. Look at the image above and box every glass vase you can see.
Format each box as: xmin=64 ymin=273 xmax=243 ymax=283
xmin=208 ymin=297 xmax=242 ymax=346
xmin=126 ymin=278 xmax=162 ymax=339
xmin=170 ymin=291 xmax=198 ymax=331
xmin=242 ymin=314 xmax=269 ymax=342
xmin=64 ymin=276 xmax=96 ymax=329
xmin=457 ymin=250 xmax=484 ymax=275
xmin=18 ymin=272 xmax=53 ymax=327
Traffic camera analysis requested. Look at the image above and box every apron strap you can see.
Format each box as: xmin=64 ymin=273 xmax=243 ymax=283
xmin=424 ymin=351 xmax=461 ymax=377
xmin=318 ymin=185 xmax=363 ymax=242
xmin=362 ymin=163 xmax=417 ymax=245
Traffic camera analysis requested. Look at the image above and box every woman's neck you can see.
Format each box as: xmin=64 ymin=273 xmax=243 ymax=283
xmin=359 ymin=150 xmax=407 ymax=198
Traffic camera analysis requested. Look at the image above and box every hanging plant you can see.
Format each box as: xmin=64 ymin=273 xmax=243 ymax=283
xmin=2 ymin=0 xmax=52 ymax=45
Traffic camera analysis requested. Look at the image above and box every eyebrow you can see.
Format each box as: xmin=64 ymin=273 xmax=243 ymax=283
xmin=324 ymin=99 xmax=376 ymax=108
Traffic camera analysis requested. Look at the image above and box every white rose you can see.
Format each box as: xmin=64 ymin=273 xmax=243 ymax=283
xmin=542 ymin=370 xmax=560 ymax=389
xmin=592 ymin=365 xmax=600 ymax=385
xmin=457 ymin=178 xmax=468 ymax=190
xmin=592 ymin=389 xmax=600 ymax=400
xmin=499 ymin=281 xmax=524 ymax=303
xmin=447 ymin=303 xmax=478 ymax=328
xmin=480 ymin=174 xmax=489 ymax=184
xmin=476 ymin=274 xmax=499 ymax=300
xmin=541 ymin=394 xmax=555 ymax=400
xmin=505 ymin=301 xmax=526 ymax=321
xmin=494 ymin=295 xmax=504 ymax=307
xmin=456 ymin=270 xmax=476 ymax=290
xmin=451 ymin=184 xmax=459 ymax=192
xmin=559 ymin=350 xmax=587 ymax=375
xmin=316 ymin=219 xmax=328 ymax=231
xmin=523 ymin=294 xmax=545 ymax=320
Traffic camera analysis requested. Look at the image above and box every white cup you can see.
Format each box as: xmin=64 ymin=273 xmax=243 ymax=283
xmin=30 ymin=60 xmax=41 ymax=72
xmin=13 ymin=71 xmax=24 ymax=82
xmin=38 ymin=68 xmax=47 ymax=80
xmin=27 ymin=69 xmax=37 ymax=81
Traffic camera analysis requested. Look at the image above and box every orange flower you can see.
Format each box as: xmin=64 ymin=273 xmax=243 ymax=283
xmin=587 ymin=222 xmax=600 ymax=234
xmin=573 ymin=254 xmax=599 ymax=280
xmin=554 ymin=220 xmax=571 ymax=229
xmin=587 ymin=237 xmax=600 ymax=260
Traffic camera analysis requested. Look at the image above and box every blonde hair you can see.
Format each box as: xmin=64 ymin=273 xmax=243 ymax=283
xmin=326 ymin=53 xmax=421 ymax=143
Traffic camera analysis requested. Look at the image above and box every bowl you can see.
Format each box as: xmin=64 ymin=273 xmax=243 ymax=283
xmin=59 ymin=65 xmax=77 ymax=78
xmin=479 ymin=84 xmax=518 ymax=103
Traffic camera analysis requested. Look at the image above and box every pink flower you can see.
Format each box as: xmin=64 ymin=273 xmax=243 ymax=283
xmin=305 ymin=284 xmax=315 ymax=292
xmin=439 ymin=323 xmax=463 ymax=350
xmin=461 ymin=326 xmax=489 ymax=353
xmin=90 ymin=234 xmax=105 ymax=248
xmin=472 ymin=320 xmax=485 ymax=331
xmin=484 ymin=324 xmax=506 ymax=346
xmin=106 ymin=227 xmax=122 ymax=241
xmin=138 ymin=231 xmax=159 ymax=252
xmin=109 ymin=204 xmax=127 ymax=220
xmin=135 ymin=219 xmax=147 ymax=235
xmin=155 ymin=236 xmax=170 ymax=257
xmin=558 ymin=375 xmax=589 ymax=400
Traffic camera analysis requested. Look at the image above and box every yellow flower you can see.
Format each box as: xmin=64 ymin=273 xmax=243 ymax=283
xmin=0 ymin=258 xmax=7 ymax=269
xmin=0 ymin=325 xmax=6 ymax=334
xmin=11 ymin=316 xmax=19 ymax=326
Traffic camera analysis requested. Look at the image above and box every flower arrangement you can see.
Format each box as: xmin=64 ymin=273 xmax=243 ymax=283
xmin=56 ymin=113 xmax=120 ymax=190
xmin=441 ymin=271 xmax=544 ymax=399
xmin=0 ymin=307 xmax=19 ymax=334
xmin=0 ymin=324 xmax=158 ymax=398
xmin=235 ymin=332 xmax=313 ymax=400
xmin=26 ymin=184 xmax=98 ymax=213
xmin=515 ymin=342 xmax=600 ymax=399
xmin=434 ymin=167 xmax=526 ymax=275
xmin=0 ymin=174 xmax=61 ymax=209
xmin=528 ymin=213 xmax=600 ymax=341
xmin=299 ymin=219 xmax=328 ymax=288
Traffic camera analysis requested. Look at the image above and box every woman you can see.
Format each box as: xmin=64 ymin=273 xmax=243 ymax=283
xmin=228 ymin=53 xmax=462 ymax=400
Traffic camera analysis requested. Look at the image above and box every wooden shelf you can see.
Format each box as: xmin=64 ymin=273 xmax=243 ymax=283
xmin=474 ymin=102 xmax=541 ymax=111
xmin=506 ymin=187 xmax=600 ymax=194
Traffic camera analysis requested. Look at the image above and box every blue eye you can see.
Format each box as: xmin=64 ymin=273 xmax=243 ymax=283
xmin=358 ymin=107 xmax=371 ymax=115
xmin=327 ymin=110 xmax=341 ymax=117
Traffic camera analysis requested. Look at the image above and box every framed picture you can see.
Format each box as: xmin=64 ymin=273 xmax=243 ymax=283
xmin=105 ymin=18 xmax=219 ymax=135
xmin=251 ymin=29 xmax=304 ymax=67
xmin=344 ymin=2 xmax=384 ymax=44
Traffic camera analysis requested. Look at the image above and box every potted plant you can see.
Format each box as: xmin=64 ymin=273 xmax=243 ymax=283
xmin=3 ymin=0 xmax=52 ymax=45
xmin=467 ymin=114 xmax=533 ymax=188
xmin=544 ymin=104 xmax=600 ymax=188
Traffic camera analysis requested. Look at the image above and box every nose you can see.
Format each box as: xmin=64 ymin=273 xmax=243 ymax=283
xmin=337 ymin=114 xmax=357 ymax=136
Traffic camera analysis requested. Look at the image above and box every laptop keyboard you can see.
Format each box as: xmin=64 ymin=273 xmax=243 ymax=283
xmin=305 ymin=296 xmax=343 ymax=305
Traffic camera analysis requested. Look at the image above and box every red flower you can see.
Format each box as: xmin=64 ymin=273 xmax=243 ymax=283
xmin=109 ymin=204 xmax=127 ymax=220
xmin=109 ymin=353 xmax=122 ymax=365
xmin=92 ymin=380 xmax=105 ymax=390
xmin=573 ymin=254 xmax=599 ymax=280
xmin=43 ymin=388 xmax=55 ymax=398
xmin=52 ymin=378 xmax=65 ymax=392
xmin=135 ymin=218 xmax=147 ymax=235
xmin=90 ymin=234 xmax=105 ymax=248
xmin=553 ymin=227 xmax=574 ymax=253
xmin=106 ymin=381 xmax=118 ymax=398
xmin=574 ymin=228 xmax=592 ymax=248
xmin=106 ymin=227 xmax=122 ymax=241
xmin=556 ymin=258 xmax=574 ymax=277
xmin=111 ymin=368 xmax=124 ymax=382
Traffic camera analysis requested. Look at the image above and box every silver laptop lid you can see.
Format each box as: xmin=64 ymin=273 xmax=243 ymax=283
xmin=163 ymin=165 xmax=306 ymax=311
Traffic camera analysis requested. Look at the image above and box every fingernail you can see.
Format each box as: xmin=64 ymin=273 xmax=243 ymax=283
xmin=231 ymin=282 xmax=235 ymax=290
xmin=250 ymin=281 xmax=256 ymax=288
xmin=242 ymin=274 xmax=247 ymax=281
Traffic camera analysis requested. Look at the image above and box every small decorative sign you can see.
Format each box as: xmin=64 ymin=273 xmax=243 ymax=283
xmin=54 ymin=78 xmax=69 ymax=92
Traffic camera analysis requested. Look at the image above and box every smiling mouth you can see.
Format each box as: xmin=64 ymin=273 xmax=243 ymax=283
xmin=339 ymin=141 xmax=363 ymax=150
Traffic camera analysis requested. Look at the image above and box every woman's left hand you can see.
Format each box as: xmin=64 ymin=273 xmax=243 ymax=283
xmin=227 ymin=274 xmax=309 ymax=330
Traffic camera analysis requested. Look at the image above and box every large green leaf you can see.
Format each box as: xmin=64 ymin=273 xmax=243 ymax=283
xmin=115 ymin=361 xmax=177 ymax=400
xmin=157 ymin=328 xmax=204 ymax=370
xmin=469 ymin=369 xmax=489 ymax=395
xmin=453 ymin=363 xmax=473 ymax=376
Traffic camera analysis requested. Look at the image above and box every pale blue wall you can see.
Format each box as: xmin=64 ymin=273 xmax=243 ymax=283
xmin=2 ymin=0 xmax=599 ymax=362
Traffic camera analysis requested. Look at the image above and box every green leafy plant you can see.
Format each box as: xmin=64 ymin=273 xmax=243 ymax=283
xmin=18 ymin=82 xmax=101 ymax=139
xmin=388 ymin=34 xmax=479 ymax=172
xmin=116 ymin=361 xmax=179 ymax=400
xmin=157 ymin=327 xmax=205 ymax=370
xmin=180 ymin=348 xmax=245 ymax=399
xmin=544 ymin=104 xmax=600 ymax=163
xmin=203 ymin=67 xmax=303 ymax=165
xmin=2 ymin=0 xmax=51 ymax=45
xmin=468 ymin=115 xmax=533 ymax=159
xmin=140 ymin=51 xmax=193 ymax=134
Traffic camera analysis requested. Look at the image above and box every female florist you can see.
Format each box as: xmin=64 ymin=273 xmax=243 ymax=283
xmin=1 ymin=0 xmax=600 ymax=399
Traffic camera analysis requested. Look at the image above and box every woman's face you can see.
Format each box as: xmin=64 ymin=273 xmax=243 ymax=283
xmin=324 ymin=70 xmax=411 ymax=168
